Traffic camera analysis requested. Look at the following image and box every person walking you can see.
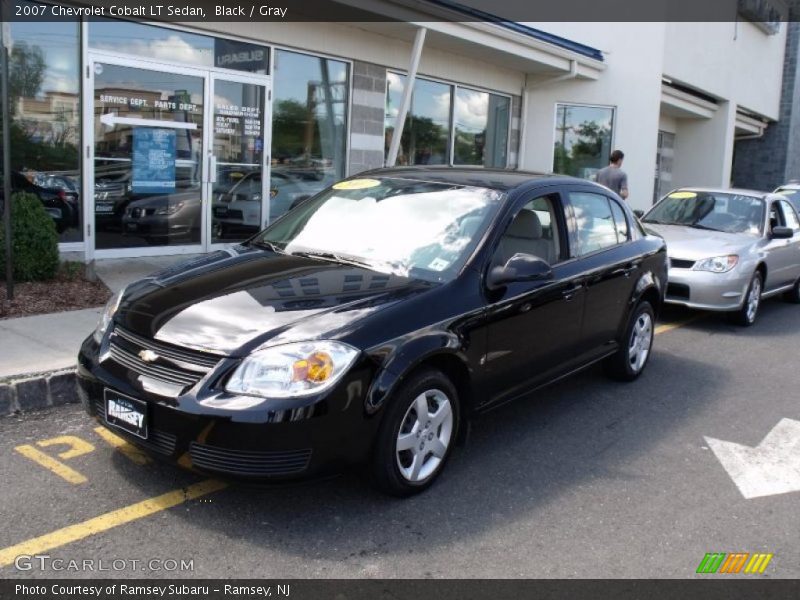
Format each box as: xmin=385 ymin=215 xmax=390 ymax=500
xmin=595 ymin=149 xmax=629 ymax=200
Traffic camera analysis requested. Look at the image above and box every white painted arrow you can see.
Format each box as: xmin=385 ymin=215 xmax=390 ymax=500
xmin=99 ymin=113 xmax=197 ymax=130
xmin=705 ymin=418 xmax=800 ymax=499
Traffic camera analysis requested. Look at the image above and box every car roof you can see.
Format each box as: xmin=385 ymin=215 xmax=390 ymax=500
xmin=775 ymin=183 xmax=800 ymax=190
xmin=671 ymin=187 xmax=769 ymax=198
xmin=355 ymin=166 xmax=581 ymax=192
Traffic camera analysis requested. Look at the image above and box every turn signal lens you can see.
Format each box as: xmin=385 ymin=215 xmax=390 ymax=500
xmin=306 ymin=352 xmax=333 ymax=382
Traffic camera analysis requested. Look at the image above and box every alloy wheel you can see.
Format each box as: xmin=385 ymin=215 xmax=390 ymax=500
xmin=746 ymin=276 xmax=761 ymax=323
xmin=628 ymin=311 xmax=653 ymax=374
xmin=395 ymin=389 xmax=454 ymax=482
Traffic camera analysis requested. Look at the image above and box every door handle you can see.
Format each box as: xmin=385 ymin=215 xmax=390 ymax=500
xmin=613 ymin=262 xmax=640 ymax=278
xmin=207 ymin=153 xmax=217 ymax=184
xmin=561 ymin=284 xmax=582 ymax=301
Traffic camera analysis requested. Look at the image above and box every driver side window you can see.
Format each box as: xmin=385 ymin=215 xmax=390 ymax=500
xmin=494 ymin=194 xmax=562 ymax=266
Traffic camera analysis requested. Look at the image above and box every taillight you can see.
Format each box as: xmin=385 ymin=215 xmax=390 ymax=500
xmin=57 ymin=190 xmax=67 ymax=200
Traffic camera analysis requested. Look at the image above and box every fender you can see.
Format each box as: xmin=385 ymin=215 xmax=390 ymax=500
xmin=364 ymin=330 xmax=471 ymax=416
xmin=616 ymin=264 xmax=665 ymax=341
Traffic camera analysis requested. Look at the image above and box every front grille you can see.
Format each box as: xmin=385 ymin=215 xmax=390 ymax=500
xmin=108 ymin=326 xmax=222 ymax=388
xmin=93 ymin=398 xmax=177 ymax=455
xmin=189 ymin=443 xmax=312 ymax=477
xmin=667 ymin=283 xmax=690 ymax=300
xmin=670 ymin=258 xmax=696 ymax=269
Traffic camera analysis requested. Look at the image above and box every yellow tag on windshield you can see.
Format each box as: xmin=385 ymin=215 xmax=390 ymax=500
xmin=332 ymin=178 xmax=381 ymax=190
xmin=668 ymin=191 xmax=698 ymax=199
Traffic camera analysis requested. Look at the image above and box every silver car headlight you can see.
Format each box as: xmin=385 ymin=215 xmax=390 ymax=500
xmin=93 ymin=288 xmax=125 ymax=343
xmin=225 ymin=341 xmax=359 ymax=399
xmin=693 ymin=255 xmax=739 ymax=273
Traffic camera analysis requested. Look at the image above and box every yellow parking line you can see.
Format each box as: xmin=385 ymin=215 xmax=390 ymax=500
xmin=93 ymin=426 xmax=151 ymax=466
xmin=0 ymin=479 xmax=227 ymax=567
xmin=655 ymin=315 xmax=701 ymax=335
xmin=14 ymin=445 xmax=88 ymax=485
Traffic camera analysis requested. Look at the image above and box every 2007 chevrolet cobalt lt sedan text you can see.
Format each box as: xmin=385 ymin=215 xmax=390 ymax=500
xmin=78 ymin=168 xmax=668 ymax=496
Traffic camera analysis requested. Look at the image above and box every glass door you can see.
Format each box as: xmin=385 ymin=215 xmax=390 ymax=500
xmin=91 ymin=57 xmax=207 ymax=254
xmin=208 ymin=73 xmax=270 ymax=246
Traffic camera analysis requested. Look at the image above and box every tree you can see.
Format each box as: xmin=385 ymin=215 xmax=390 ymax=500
xmin=9 ymin=42 xmax=46 ymax=109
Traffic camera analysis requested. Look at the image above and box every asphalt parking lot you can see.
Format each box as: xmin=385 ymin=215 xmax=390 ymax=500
xmin=1 ymin=302 xmax=798 ymax=579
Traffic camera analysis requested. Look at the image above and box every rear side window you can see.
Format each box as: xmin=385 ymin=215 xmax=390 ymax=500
xmin=570 ymin=192 xmax=620 ymax=256
xmin=608 ymin=199 xmax=629 ymax=243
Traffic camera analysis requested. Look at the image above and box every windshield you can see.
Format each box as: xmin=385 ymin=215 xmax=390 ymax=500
xmin=253 ymin=177 xmax=505 ymax=282
xmin=643 ymin=191 xmax=764 ymax=235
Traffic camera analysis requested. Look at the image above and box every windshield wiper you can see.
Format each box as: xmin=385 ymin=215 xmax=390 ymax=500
xmin=290 ymin=250 xmax=373 ymax=269
xmin=685 ymin=223 xmax=721 ymax=232
xmin=250 ymin=239 xmax=286 ymax=254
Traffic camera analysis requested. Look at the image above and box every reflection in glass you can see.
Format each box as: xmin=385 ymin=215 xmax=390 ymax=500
xmin=554 ymin=104 xmax=614 ymax=179
xmin=211 ymin=80 xmax=266 ymax=242
xmin=385 ymin=74 xmax=451 ymax=166
xmin=94 ymin=64 xmax=204 ymax=249
xmin=2 ymin=2 xmax=81 ymax=242
xmin=270 ymin=50 xmax=349 ymax=223
xmin=453 ymin=89 xmax=509 ymax=167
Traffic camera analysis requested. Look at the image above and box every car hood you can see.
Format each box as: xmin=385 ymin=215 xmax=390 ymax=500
xmin=114 ymin=246 xmax=433 ymax=356
xmin=643 ymin=223 xmax=758 ymax=260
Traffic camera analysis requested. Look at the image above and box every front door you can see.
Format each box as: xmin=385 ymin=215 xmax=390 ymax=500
xmin=87 ymin=54 xmax=270 ymax=258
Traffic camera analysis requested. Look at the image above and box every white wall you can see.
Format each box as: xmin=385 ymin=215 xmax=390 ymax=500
xmin=671 ymin=102 xmax=737 ymax=188
xmin=663 ymin=21 xmax=786 ymax=119
xmin=520 ymin=23 xmax=667 ymax=210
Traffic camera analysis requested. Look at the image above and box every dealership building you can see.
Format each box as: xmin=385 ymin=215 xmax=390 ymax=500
xmin=2 ymin=0 xmax=789 ymax=263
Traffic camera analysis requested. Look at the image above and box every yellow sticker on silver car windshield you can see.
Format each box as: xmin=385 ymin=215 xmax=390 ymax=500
xmin=668 ymin=191 xmax=698 ymax=199
xmin=332 ymin=178 xmax=381 ymax=190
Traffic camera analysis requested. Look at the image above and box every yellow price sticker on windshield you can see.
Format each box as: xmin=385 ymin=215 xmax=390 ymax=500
xmin=668 ymin=191 xmax=698 ymax=199
xmin=332 ymin=178 xmax=381 ymax=190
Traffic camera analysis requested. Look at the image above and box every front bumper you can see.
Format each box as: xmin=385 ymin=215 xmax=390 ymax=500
xmin=664 ymin=265 xmax=751 ymax=311
xmin=77 ymin=332 xmax=380 ymax=482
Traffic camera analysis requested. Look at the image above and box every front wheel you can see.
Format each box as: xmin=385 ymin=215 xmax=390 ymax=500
xmin=604 ymin=301 xmax=655 ymax=381
xmin=729 ymin=271 xmax=762 ymax=326
xmin=371 ymin=369 xmax=460 ymax=497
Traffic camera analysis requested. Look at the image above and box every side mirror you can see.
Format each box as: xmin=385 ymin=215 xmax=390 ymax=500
xmin=771 ymin=226 xmax=794 ymax=239
xmin=487 ymin=253 xmax=553 ymax=290
xmin=633 ymin=209 xmax=644 ymax=219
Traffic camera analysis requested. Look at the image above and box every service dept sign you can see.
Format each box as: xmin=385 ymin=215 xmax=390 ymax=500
xmin=214 ymin=39 xmax=270 ymax=74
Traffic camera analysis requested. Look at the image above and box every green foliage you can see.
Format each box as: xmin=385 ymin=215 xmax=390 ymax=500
xmin=0 ymin=192 xmax=59 ymax=282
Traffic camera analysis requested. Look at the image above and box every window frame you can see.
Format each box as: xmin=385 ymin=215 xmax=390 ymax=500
xmin=552 ymin=102 xmax=617 ymax=179
xmin=385 ymin=70 xmax=513 ymax=169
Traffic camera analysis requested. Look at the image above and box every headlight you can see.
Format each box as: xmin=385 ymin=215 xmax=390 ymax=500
xmin=93 ymin=288 xmax=124 ymax=343
xmin=156 ymin=201 xmax=184 ymax=215
xmin=693 ymin=255 xmax=739 ymax=273
xmin=225 ymin=341 xmax=359 ymax=398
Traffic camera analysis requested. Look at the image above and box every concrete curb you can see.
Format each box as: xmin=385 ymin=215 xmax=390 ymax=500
xmin=0 ymin=368 xmax=79 ymax=417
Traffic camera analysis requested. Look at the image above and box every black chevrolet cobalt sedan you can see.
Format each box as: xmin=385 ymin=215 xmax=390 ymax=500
xmin=78 ymin=168 xmax=667 ymax=496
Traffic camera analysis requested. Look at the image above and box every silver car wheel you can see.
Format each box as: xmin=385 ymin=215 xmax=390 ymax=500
xmin=628 ymin=311 xmax=653 ymax=374
xmin=746 ymin=276 xmax=761 ymax=323
xmin=396 ymin=389 xmax=453 ymax=483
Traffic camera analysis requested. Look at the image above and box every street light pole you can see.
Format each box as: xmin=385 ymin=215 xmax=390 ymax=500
xmin=1 ymin=8 xmax=13 ymax=300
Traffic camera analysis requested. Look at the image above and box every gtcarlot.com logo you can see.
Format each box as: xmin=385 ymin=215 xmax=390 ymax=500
xmin=14 ymin=554 xmax=194 ymax=572
xmin=696 ymin=552 xmax=773 ymax=574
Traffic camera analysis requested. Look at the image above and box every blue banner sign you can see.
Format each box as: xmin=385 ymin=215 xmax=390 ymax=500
xmin=132 ymin=128 xmax=176 ymax=194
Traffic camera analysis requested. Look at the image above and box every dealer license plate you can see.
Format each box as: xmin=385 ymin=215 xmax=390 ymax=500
xmin=104 ymin=389 xmax=148 ymax=439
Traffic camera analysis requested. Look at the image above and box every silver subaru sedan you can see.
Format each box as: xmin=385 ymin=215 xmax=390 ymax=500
xmin=641 ymin=188 xmax=800 ymax=326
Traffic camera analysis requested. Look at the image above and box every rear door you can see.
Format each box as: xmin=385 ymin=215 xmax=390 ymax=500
xmin=773 ymin=199 xmax=800 ymax=287
xmin=564 ymin=188 xmax=642 ymax=353
xmin=765 ymin=200 xmax=800 ymax=290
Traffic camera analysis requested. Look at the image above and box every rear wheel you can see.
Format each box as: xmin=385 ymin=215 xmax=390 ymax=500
xmin=604 ymin=301 xmax=655 ymax=381
xmin=729 ymin=271 xmax=762 ymax=326
xmin=371 ymin=369 xmax=459 ymax=497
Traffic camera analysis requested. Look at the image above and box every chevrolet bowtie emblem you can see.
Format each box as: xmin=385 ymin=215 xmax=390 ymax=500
xmin=138 ymin=349 xmax=159 ymax=362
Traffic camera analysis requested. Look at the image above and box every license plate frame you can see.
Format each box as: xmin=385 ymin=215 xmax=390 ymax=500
xmin=104 ymin=389 xmax=148 ymax=439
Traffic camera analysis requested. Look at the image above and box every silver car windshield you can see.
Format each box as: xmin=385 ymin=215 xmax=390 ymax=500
xmin=254 ymin=177 xmax=505 ymax=282
xmin=643 ymin=191 xmax=764 ymax=235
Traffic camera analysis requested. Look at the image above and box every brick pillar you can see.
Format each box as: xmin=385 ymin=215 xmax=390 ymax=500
xmin=349 ymin=61 xmax=387 ymax=176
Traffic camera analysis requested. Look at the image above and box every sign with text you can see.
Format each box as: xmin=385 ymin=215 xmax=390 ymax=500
xmin=132 ymin=128 xmax=176 ymax=194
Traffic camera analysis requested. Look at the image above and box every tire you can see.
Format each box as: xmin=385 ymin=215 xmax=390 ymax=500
xmin=371 ymin=368 xmax=460 ymax=497
xmin=783 ymin=277 xmax=800 ymax=303
xmin=604 ymin=301 xmax=655 ymax=382
xmin=729 ymin=271 xmax=762 ymax=326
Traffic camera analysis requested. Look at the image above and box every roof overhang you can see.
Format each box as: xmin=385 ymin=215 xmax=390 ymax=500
xmin=336 ymin=0 xmax=605 ymax=79
xmin=735 ymin=111 xmax=768 ymax=137
xmin=660 ymin=84 xmax=717 ymax=119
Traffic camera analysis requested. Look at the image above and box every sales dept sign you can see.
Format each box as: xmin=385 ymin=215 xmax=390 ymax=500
xmin=132 ymin=128 xmax=176 ymax=194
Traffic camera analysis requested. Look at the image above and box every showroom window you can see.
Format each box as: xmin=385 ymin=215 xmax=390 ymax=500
xmin=2 ymin=1 xmax=81 ymax=242
xmin=385 ymin=73 xmax=510 ymax=168
xmin=270 ymin=49 xmax=349 ymax=222
xmin=553 ymin=104 xmax=615 ymax=180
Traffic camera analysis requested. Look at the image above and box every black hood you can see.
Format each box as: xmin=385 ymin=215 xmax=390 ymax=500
xmin=114 ymin=246 xmax=432 ymax=356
